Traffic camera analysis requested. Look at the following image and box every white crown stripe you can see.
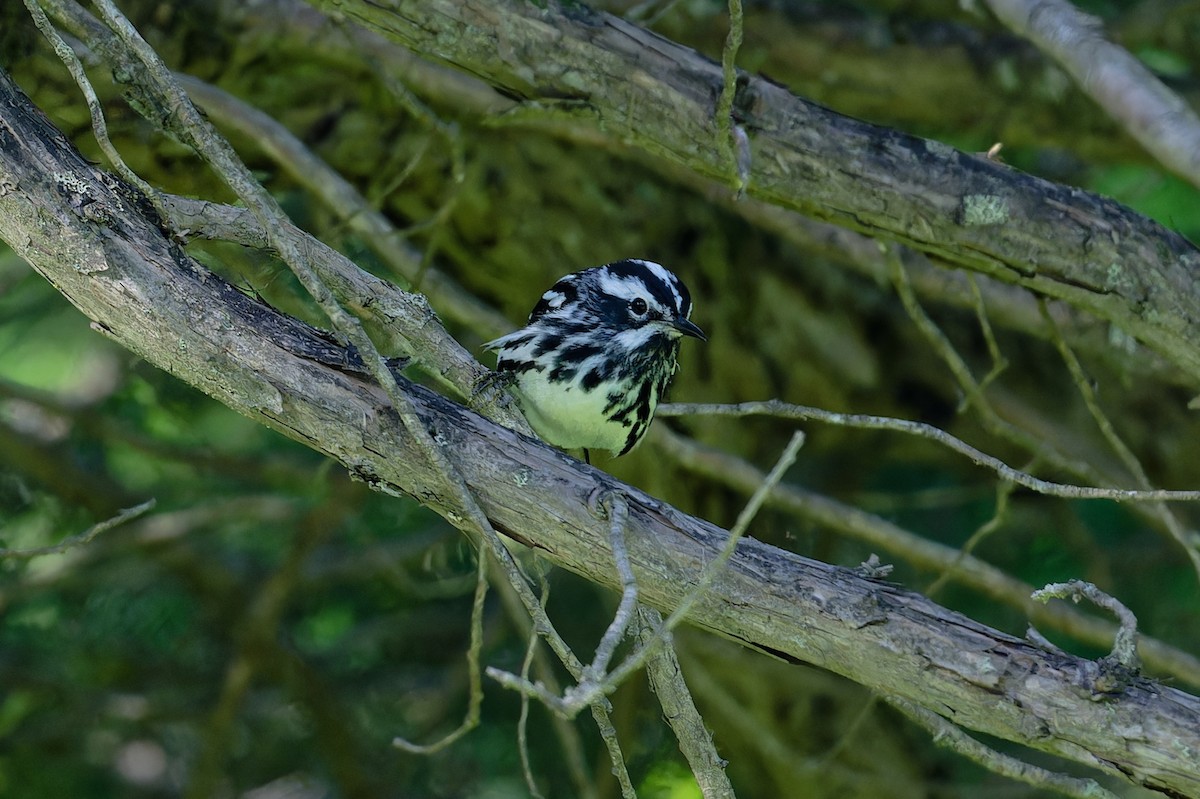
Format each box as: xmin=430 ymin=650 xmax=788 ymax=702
xmin=488 ymin=260 xmax=702 ymax=455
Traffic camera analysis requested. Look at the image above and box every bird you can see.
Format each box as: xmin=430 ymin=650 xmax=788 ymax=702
xmin=484 ymin=259 xmax=705 ymax=460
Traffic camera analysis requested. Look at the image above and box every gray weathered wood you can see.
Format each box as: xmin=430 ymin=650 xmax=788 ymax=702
xmin=1 ymin=69 xmax=1197 ymax=797
xmin=302 ymin=0 xmax=1200 ymax=388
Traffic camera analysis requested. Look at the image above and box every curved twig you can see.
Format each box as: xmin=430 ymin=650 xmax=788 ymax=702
xmin=658 ymin=401 xmax=1200 ymax=502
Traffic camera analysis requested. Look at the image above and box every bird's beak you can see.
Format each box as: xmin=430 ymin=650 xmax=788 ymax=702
xmin=670 ymin=316 xmax=707 ymax=342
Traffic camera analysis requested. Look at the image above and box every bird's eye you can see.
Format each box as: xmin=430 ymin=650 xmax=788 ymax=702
xmin=630 ymin=298 xmax=649 ymax=316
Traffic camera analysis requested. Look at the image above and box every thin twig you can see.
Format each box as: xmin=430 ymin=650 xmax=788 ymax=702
xmin=0 ymin=499 xmax=155 ymax=559
xmin=173 ymin=74 xmax=509 ymax=339
xmin=394 ymin=541 xmax=489 ymax=753
xmin=966 ymin=272 xmax=1009 ymax=399
xmin=586 ymin=493 xmax=637 ymax=680
xmin=680 ymin=644 xmax=894 ymax=792
xmin=889 ymin=249 xmax=992 ymax=414
xmin=648 ymin=426 xmax=1200 ymax=688
xmin=486 ymin=431 xmax=805 ymax=718
xmin=25 ymin=0 xmax=154 ymax=197
xmin=517 ymin=576 xmax=549 ymax=799
xmin=1032 ymin=580 xmax=1140 ymax=670
xmin=887 ymin=251 xmax=1200 ymax=551
xmin=658 ymin=401 xmax=1200 ymax=502
xmin=816 ymin=695 xmax=878 ymax=766
xmin=490 ymin=565 xmax=599 ymax=799
xmin=714 ymin=0 xmax=747 ymax=192
xmin=924 ymin=476 xmax=1018 ymax=598
xmin=599 ymin=430 xmax=803 ymax=702
xmin=592 ymin=701 xmax=638 ymax=799
xmin=486 ymin=662 xmax=635 ymax=798
xmin=1038 ymin=298 xmax=1200 ymax=582
xmin=374 ymin=70 xmax=466 ymax=279
xmin=885 ymin=695 xmax=1119 ymax=799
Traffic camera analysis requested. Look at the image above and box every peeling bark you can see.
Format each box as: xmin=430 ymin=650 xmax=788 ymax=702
xmin=303 ymin=0 xmax=1200 ymax=386
xmin=1 ymin=68 xmax=1197 ymax=798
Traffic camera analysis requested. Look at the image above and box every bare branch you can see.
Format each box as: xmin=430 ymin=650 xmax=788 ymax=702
xmin=638 ymin=606 xmax=735 ymax=799
xmin=0 ymin=499 xmax=155 ymax=560
xmin=191 ymin=0 xmax=1187 ymax=394
xmin=24 ymin=0 xmax=152 ymax=197
xmin=985 ymin=0 xmax=1200 ymax=190
xmin=658 ymin=401 xmax=1200 ymax=502
xmin=156 ymin=194 xmax=521 ymax=421
xmin=4 ymin=66 xmax=1199 ymax=796
xmin=516 ymin=575 xmax=549 ymax=799
xmin=591 ymin=702 xmax=637 ymax=799
xmin=301 ymin=0 xmax=1200 ymax=385
xmin=587 ymin=493 xmax=638 ymax=681
xmin=649 ymin=426 xmax=1200 ymax=687
xmin=1039 ymin=298 xmax=1200 ymax=581
xmin=1032 ymin=580 xmax=1140 ymax=672
xmin=393 ymin=541 xmax=488 ymax=753
xmin=884 ymin=696 xmax=1119 ymax=799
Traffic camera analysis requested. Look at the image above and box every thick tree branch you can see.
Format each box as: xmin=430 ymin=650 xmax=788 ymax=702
xmin=302 ymin=0 xmax=1200 ymax=387
xmin=985 ymin=0 xmax=1200 ymax=190
xmin=39 ymin=0 xmax=1185 ymax=391
xmin=1 ymin=70 xmax=1197 ymax=797
xmin=648 ymin=426 xmax=1200 ymax=689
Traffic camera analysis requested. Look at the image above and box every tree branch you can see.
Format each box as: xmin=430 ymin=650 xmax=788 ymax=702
xmin=301 ymin=0 xmax=1200 ymax=386
xmin=659 ymin=400 xmax=1200 ymax=502
xmin=173 ymin=72 xmax=511 ymax=340
xmin=2 ymin=69 xmax=1197 ymax=797
xmin=638 ymin=606 xmax=735 ymax=799
xmin=884 ymin=695 xmax=1119 ymax=799
xmin=648 ymin=425 xmax=1200 ymax=689
xmin=985 ymin=0 xmax=1200 ymax=190
xmin=0 ymin=499 xmax=155 ymax=559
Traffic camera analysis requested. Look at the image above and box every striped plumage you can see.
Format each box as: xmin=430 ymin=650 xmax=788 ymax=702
xmin=485 ymin=259 xmax=705 ymax=457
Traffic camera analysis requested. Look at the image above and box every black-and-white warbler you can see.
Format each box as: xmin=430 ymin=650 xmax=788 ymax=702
xmin=485 ymin=259 xmax=705 ymax=458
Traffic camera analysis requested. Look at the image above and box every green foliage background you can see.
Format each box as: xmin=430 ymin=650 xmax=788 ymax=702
xmin=2 ymin=0 xmax=1199 ymax=797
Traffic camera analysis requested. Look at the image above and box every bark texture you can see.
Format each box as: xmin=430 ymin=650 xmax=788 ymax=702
xmin=303 ymin=0 xmax=1200 ymax=387
xmin=1 ymin=68 xmax=1197 ymax=797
